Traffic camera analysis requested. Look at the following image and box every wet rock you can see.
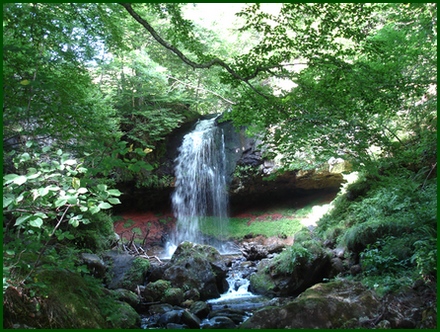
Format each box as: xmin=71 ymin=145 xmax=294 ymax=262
xmin=202 ymin=316 xmax=237 ymax=329
xmin=190 ymin=301 xmax=211 ymax=319
xmin=163 ymin=242 xmax=228 ymax=300
xmin=249 ymin=243 xmax=332 ymax=297
xmin=184 ymin=288 xmax=200 ymax=301
xmin=350 ymin=264 xmax=362 ymax=276
xmin=181 ymin=310 xmax=201 ymax=328
xmin=208 ymin=308 xmax=247 ymax=324
xmin=329 ymin=257 xmax=345 ymax=278
xmin=241 ymin=242 xmax=268 ymax=261
xmin=158 ymin=309 xmax=184 ymax=327
xmin=143 ymin=279 xmax=171 ymax=302
xmin=240 ymin=280 xmax=380 ymax=329
xmin=162 ymin=287 xmax=184 ymax=306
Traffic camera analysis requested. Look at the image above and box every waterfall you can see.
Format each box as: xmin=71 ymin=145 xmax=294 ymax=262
xmin=166 ymin=116 xmax=229 ymax=256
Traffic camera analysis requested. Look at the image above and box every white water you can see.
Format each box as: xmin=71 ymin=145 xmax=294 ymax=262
xmin=209 ymin=270 xmax=258 ymax=304
xmin=165 ymin=116 xmax=229 ymax=256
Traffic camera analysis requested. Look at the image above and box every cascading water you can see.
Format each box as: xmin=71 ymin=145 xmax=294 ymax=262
xmin=165 ymin=116 xmax=229 ymax=256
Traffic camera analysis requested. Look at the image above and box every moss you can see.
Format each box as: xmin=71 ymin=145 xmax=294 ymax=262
xmin=144 ymin=279 xmax=172 ymax=301
xmin=162 ymin=287 xmax=184 ymax=305
xmin=3 ymin=269 xmax=141 ymax=329
xmin=249 ymin=272 xmax=276 ymax=295
xmin=121 ymin=257 xmax=150 ymax=289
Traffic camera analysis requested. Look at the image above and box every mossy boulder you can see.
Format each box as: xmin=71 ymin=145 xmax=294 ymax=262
xmin=249 ymin=240 xmax=332 ymax=297
xmin=3 ymin=270 xmax=140 ymax=329
xmin=162 ymin=242 xmax=228 ymax=300
xmin=103 ymin=250 xmax=150 ymax=291
xmin=162 ymin=287 xmax=184 ymax=305
xmin=144 ymin=279 xmax=172 ymax=302
xmin=240 ymin=280 xmax=380 ymax=329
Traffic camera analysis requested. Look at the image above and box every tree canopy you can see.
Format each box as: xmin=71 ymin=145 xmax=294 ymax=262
xmin=2 ymin=3 xmax=437 ymax=317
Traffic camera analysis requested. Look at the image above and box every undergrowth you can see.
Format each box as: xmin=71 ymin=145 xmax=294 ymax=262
xmin=315 ymin=166 xmax=437 ymax=295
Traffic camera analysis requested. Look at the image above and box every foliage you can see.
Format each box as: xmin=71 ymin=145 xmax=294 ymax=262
xmin=315 ymin=168 xmax=437 ymax=293
xmin=3 ymin=144 xmax=122 ymax=292
xmin=222 ymin=3 xmax=437 ymax=174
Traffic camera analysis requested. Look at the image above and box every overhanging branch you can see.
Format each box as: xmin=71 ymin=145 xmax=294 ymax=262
xmin=119 ymin=3 xmax=271 ymax=98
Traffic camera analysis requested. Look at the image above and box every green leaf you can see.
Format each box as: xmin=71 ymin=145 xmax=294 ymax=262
xmin=38 ymin=187 xmax=50 ymax=197
xmin=55 ymin=198 xmax=68 ymax=207
xmin=15 ymin=214 xmax=31 ymax=226
xmin=67 ymin=195 xmax=78 ymax=205
xmin=26 ymin=171 xmax=41 ymax=180
xmin=13 ymin=175 xmax=27 ymax=186
xmin=63 ymin=159 xmax=77 ymax=165
xmin=3 ymin=174 xmax=20 ymax=183
xmin=89 ymin=205 xmax=100 ymax=214
xmin=98 ymin=202 xmax=112 ymax=209
xmin=69 ymin=217 xmax=80 ymax=228
xmin=3 ymin=194 xmax=15 ymax=208
xmin=29 ymin=217 xmax=43 ymax=228
xmin=72 ymin=177 xmax=80 ymax=190
xmin=107 ymin=189 xmax=122 ymax=196
xmin=108 ymin=197 xmax=121 ymax=205
xmin=77 ymin=187 xmax=88 ymax=194
xmin=97 ymin=184 xmax=108 ymax=192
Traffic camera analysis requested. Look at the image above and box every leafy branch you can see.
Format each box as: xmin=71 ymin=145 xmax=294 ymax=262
xmin=119 ymin=2 xmax=271 ymax=98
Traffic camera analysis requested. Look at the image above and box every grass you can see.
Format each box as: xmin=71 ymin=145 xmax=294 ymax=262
xmin=199 ymin=203 xmax=319 ymax=240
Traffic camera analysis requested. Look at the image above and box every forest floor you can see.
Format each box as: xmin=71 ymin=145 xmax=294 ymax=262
xmin=113 ymin=191 xmax=337 ymax=255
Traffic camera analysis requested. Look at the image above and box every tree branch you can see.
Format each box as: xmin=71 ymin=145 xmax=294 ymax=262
xmin=166 ymin=75 xmax=236 ymax=105
xmin=118 ymin=3 xmax=270 ymax=98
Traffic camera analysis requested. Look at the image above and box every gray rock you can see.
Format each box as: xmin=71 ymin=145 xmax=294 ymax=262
xmin=240 ymin=280 xmax=380 ymax=329
xmin=202 ymin=316 xmax=237 ymax=329
xmin=80 ymin=253 xmax=106 ymax=278
xmin=163 ymin=242 xmax=228 ymax=300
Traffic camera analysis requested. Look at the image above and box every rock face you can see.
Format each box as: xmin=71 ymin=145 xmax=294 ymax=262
xmin=249 ymin=242 xmax=333 ymax=297
xmin=240 ymin=280 xmax=380 ymax=329
xmin=161 ymin=242 xmax=228 ymax=300
xmin=114 ymin=116 xmax=347 ymax=214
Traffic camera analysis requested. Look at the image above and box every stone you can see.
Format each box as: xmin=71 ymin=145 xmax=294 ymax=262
xmin=202 ymin=316 xmax=237 ymax=329
xmin=190 ymin=301 xmax=211 ymax=319
xmin=163 ymin=242 xmax=228 ymax=300
xmin=111 ymin=288 xmax=139 ymax=308
xmin=113 ymin=301 xmax=141 ymax=329
xmin=158 ymin=309 xmax=184 ymax=327
xmin=103 ymin=251 xmax=150 ymax=291
xmin=249 ymin=243 xmax=332 ymax=297
xmin=162 ymin=287 xmax=184 ymax=305
xmin=240 ymin=280 xmax=380 ymax=329
xmin=80 ymin=253 xmax=106 ymax=278
xmin=181 ymin=310 xmax=201 ymax=328
xmin=144 ymin=279 xmax=171 ymax=302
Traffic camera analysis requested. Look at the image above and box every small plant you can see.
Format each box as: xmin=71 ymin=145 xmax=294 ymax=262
xmin=3 ymin=143 xmax=122 ymax=291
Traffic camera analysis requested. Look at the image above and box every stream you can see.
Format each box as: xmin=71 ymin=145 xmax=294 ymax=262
xmin=140 ymin=254 xmax=272 ymax=329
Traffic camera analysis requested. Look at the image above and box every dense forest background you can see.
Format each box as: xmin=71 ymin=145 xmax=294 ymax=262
xmin=3 ymin=3 xmax=437 ymax=328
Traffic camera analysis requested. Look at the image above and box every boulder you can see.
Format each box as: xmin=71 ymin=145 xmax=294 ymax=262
xmin=143 ymin=279 xmax=171 ymax=302
xmin=162 ymin=242 xmax=228 ymax=300
xmin=111 ymin=288 xmax=140 ymax=308
xmin=202 ymin=316 xmax=237 ymax=329
xmin=80 ymin=253 xmax=106 ymax=278
xmin=103 ymin=250 xmax=150 ymax=291
xmin=249 ymin=242 xmax=332 ymax=297
xmin=190 ymin=301 xmax=211 ymax=319
xmin=162 ymin=287 xmax=184 ymax=306
xmin=240 ymin=280 xmax=380 ymax=329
